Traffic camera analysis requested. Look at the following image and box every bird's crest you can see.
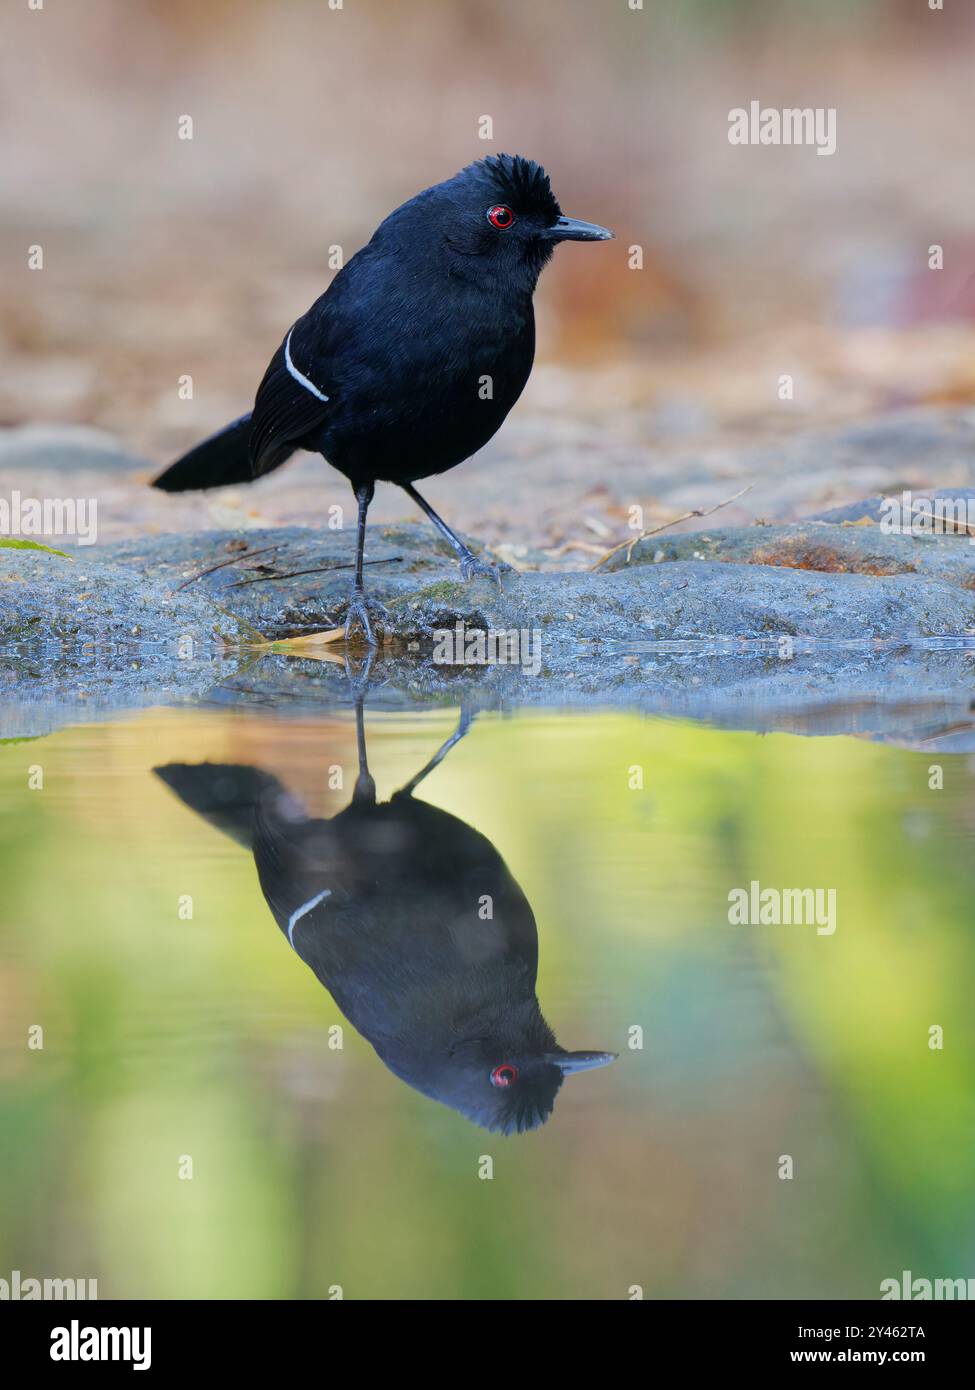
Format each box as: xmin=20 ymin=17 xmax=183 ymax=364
xmin=472 ymin=154 xmax=562 ymax=225
xmin=489 ymin=1076 xmax=563 ymax=1134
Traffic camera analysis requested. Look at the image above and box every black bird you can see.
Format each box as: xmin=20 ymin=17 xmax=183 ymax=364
xmin=152 ymin=155 xmax=613 ymax=643
xmin=155 ymin=709 xmax=615 ymax=1133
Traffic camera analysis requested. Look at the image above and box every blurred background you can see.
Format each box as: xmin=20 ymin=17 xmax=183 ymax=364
xmin=2 ymin=0 xmax=975 ymax=552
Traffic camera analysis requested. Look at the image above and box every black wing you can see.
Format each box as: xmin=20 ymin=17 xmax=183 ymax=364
xmin=249 ymin=311 xmax=335 ymax=476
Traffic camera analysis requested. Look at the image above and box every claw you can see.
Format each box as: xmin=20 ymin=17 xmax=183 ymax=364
xmin=344 ymin=589 xmax=387 ymax=649
xmin=459 ymin=552 xmax=510 ymax=592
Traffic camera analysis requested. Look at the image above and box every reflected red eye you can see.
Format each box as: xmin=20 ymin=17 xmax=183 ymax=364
xmin=486 ymin=204 xmax=515 ymax=230
xmin=490 ymin=1063 xmax=518 ymax=1088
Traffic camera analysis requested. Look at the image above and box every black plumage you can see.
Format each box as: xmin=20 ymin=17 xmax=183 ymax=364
xmin=152 ymin=155 xmax=613 ymax=642
xmin=155 ymin=710 xmax=615 ymax=1133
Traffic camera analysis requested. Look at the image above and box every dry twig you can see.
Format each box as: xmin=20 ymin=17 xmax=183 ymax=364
xmin=175 ymin=543 xmax=283 ymax=590
xmin=590 ymin=483 xmax=756 ymax=570
xmin=226 ymin=556 xmax=403 ymax=588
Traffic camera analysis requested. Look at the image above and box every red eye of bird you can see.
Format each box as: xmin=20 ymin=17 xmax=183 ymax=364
xmin=486 ymin=204 xmax=515 ymax=230
xmin=490 ymin=1063 xmax=518 ymax=1088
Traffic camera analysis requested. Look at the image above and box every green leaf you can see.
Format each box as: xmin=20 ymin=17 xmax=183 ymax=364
xmin=0 ymin=538 xmax=73 ymax=559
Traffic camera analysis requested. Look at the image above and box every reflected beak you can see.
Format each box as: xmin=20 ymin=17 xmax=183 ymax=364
xmin=544 ymin=215 xmax=615 ymax=243
xmin=547 ymin=1050 xmax=618 ymax=1074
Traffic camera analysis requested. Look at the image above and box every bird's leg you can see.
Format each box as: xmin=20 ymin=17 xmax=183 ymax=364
xmin=401 ymin=483 xmax=510 ymax=590
xmin=351 ymin=692 xmax=376 ymax=804
xmin=396 ymin=705 xmax=475 ymax=797
xmin=343 ymin=482 xmax=384 ymax=647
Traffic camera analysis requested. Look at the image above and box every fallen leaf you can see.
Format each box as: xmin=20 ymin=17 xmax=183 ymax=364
xmin=247 ymin=627 xmax=347 ymax=653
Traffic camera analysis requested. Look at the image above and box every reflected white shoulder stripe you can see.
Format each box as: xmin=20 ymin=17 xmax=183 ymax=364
xmin=287 ymin=888 xmax=332 ymax=949
xmin=284 ymin=328 xmax=330 ymax=403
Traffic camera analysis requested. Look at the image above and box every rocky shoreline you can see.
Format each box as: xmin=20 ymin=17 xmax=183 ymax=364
xmin=4 ymin=508 xmax=975 ymax=749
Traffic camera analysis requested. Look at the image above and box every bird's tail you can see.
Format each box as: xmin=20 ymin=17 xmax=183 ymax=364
xmin=152 ymin=413 xmax=293 ymax=492
xmin=154 ymin=762 xmax=291 ymax=849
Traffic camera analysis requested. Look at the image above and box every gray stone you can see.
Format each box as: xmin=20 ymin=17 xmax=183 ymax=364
xmin=0 ymin=545 xmax=242 ymax=736
xmin=808 ymin=488 xmax=975 ymax=526
xmin=98 ymin=523 xmax=975 ymax=647
xmin=0 ymin=424 xmax=151 ymax=473
xmin=599 ymin=517 xmax=975 ymax=591
xmin=4 ymin=516 xmax=975 ymax=748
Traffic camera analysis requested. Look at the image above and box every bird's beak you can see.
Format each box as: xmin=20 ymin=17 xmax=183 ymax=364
xmin=547 ymin=1050 xmax=618 ymax=1074
xmin=544 ymin=216 xmax=615 ymax=243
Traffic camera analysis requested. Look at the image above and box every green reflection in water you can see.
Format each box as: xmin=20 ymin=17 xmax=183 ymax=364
xmin=0 ymin=709 xmax=972 ymax=1299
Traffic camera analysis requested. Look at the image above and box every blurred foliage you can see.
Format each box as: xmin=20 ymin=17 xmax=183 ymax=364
xmin=0 ymin=707 xmax=972 ymax=1298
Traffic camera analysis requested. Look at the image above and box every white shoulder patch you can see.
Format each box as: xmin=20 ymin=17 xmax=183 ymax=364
xmin=287 ymin=888 xmax=332 ymax=949
xmin=284 ymin=328 xmax=330 ymax=403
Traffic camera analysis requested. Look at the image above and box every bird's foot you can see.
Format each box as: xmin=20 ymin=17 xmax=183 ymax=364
xmin=343 ymin=646 xmax=383 ymax=706
xmin=459 ymin=551 xmax=511 ymax=592
xmin=343 ymin=589 xmax=388 ymax=649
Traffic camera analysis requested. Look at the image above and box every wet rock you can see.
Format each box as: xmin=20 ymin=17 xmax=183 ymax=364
xmin=0 ymin=545 xmax=242 ymax=647
xmin=601 ymin=518 xmax=975 ymax=590
xmin=106 ymin=524 xmax=446 ymax=640
xmin=5 ymin=520 xmax=975 ymax=661
xmin=211 ymin=646 xmax=975 ymax=753
xmin=5 ymin=514 xmax=975 ymax=744
xmin=98 ymin=523 xmax=975 ymax=647
xmin=0 ymin=664 xmax=238 ymax=742
xmin=807 ymin=488 xmax=975 ymax=527
xmin=0 ymin=544 xmax=242 ymax=737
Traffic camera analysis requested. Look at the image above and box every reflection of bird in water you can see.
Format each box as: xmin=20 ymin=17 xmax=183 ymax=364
xmin=155 ymin=708 xmax=615 ymax=1133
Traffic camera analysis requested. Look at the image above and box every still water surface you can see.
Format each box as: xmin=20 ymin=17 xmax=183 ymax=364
xmin=1 ymin=705 xmax=972 ymax=1299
